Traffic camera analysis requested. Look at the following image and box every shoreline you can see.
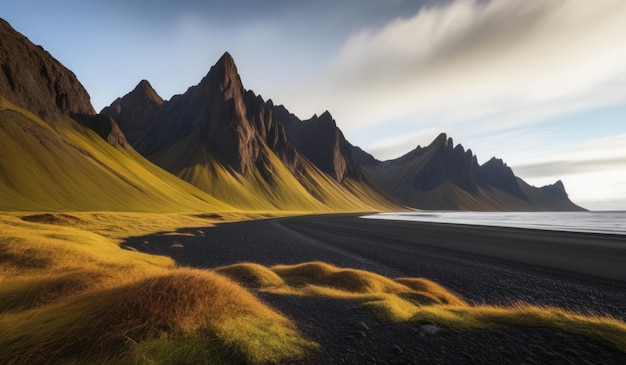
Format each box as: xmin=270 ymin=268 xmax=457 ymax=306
xmin=123 ymin=213 xmax=626 ymax=318
xmin=362 ymin=210 xmax=626 ymax=236
xmin=284 ymin=214 xmax=626 ymax=282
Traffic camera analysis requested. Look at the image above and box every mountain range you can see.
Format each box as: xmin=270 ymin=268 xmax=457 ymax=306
xmin=0 ymin=18 xmax=583 ymax=212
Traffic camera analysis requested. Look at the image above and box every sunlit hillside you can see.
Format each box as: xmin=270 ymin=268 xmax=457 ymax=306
xmin=150 ymin=132 xmax=398 ymax=212
xmin=0 ymin=99 xmax=233 ymax=212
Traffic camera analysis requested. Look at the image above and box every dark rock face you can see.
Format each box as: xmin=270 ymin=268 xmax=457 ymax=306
xmin=407 ymin=133 xmax=481 ymax=192
xmin=103 ymin=52 xmax=364 ymax=182
xmin=538 ymin=180 xmax=568 ymax=198
xmin=480 ymin=157 xmax=526 ymax=200
xmin=360 ymin=133 xmax=584 ymax=211
xmin=351 ymin=146 xmax=380 ymax=167
xmin=101 ymin=80 xmax=163 ymax=146
xmin=0 ymin=18 xmax=94 ymax=121
xmin=280 ymin=111 xmax=363 ymax=182
xmin=74 ymin=114 xmax=129 ymax=149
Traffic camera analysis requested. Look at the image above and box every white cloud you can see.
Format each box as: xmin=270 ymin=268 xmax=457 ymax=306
xmin=510 ymin=134 xmax=626 ymax=210
xmin=281 ymin=0 xmax=626 ymax=136
xmin=512 ymin=134 xmax=626 ymax=177
xmin=364 ymin=128 xmax=441 ymax=160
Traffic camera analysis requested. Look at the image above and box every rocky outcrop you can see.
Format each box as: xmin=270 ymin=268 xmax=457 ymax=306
xmin=0 ymin=18 xmax=94 ymax=121
xmin=74 ymin=114 xmax=129 ymax=149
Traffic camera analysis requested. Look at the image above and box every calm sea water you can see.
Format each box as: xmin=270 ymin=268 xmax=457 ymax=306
xmin=362 ymin=211 xmax=626 ymax=235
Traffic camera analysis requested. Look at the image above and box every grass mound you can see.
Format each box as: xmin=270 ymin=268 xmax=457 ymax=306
xmin=220 ymin=261 xmax=466 ymax=306
xmin=0 ymin=269 xmax=313 ymax=364
xmin=215 ymin=263 xmax=285 ymax=288
xmin=0 ymin=270 xmax=111 ymax=312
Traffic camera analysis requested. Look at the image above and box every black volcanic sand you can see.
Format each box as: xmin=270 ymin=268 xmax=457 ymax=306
xmin=123 ymin=214 xmax=626 ymax=364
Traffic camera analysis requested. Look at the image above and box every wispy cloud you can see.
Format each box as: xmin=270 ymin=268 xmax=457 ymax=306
xmin=512 ymin=134 xmax=626 ymax=178
xmin=364 ymin=128 xmax=441 ymax=160
xmin=510 ymin=134 xmax=626 ymax=209
xmin=283 ymin=0 xmax=626 ymax=135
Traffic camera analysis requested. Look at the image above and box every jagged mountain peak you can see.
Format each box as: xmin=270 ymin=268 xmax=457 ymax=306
xmin=306 ymin=110 xmax=337 ymax=128
xmin=131 ymin=79 xmax=163 ymax=104
xmin=202 ymin=51 xmax=244 ymax=97
xmin=101 ymin=79 xmax=164 ymax=148
xmin=432 ymin=132 xmax=448 ymax=145
xmin=484 ymin=157 xmax=507 ymax=168
xmin=543 ymin=180 xmax=567 ymax=196
xmin=218 ymin=51 xmax=236 ymax=68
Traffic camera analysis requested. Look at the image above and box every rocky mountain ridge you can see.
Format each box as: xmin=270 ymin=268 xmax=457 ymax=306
xmin=103 ymin=52 xmax=582 ymax=211
xmin=101 ymin=52 xmax=389 ymax=210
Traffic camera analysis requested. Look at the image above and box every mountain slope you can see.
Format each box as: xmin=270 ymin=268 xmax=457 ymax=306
xmin=0 ymin=19 xmax=231 ymax=212
xmin=104 ymin=53 xmax=396 ymax=211
xmin=0 ymin=99 xmax=232 ymax=212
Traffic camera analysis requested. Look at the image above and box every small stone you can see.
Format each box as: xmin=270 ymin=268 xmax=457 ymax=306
xmin=359 ymin=321 xmax=370 ymax=332
xmin=420 ymin=324 xmax=441 ymax=335
xmin=391 ymin=344 xmax=403 ymax=354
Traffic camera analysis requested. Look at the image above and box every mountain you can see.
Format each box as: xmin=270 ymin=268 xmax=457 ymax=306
xmin=103 ymin=52 xmax=396 ymax=211
xmin=0 ymin=18 xmax=231 ymax=212
xmin=101 ymin=79 xmax=163 ymax=146
xmin=103 ymin=51 xmax=582 ymax=212
xmin=0 ymin=19 xmax=94 ymax=121
xmin=359 ymin=133 xmax=584 ymax=211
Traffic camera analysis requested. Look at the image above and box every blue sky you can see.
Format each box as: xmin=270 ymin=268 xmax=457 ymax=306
xmin=4 ymin=0 xmax=626 ymax=210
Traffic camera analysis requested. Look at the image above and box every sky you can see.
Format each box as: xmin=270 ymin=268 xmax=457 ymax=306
xmin=4 ymin=0 xmax=626 ymax=210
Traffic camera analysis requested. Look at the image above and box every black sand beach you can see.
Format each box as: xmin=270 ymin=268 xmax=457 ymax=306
xmin=123 ymin=214 xmax=626 ymax=364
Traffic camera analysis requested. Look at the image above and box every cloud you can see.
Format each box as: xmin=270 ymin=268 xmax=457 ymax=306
xmin=364 ymin=128 xmax=441 ymax=160
xmin=281 ymin=0 xmax=626 ymax=136
xmin=511 ymin=134 xmax=626 ymax=178
xmin=509 ymin=134 xmax=626 ymax=210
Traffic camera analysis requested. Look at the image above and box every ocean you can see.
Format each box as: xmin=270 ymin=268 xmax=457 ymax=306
xmin=362 ymin=211 xmax=626 ymax=235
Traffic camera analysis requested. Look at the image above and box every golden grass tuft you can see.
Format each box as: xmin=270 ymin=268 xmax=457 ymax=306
xmin=215 ymin=263 xmax=285 ymax=288
xmin=394 ymin=277 xmax=466 ymax=306
xmin=0 ymin=268 xmax=313 ymax=364
xmin=222 ymin=261 xmax=626 ymax=353
xmin=268 ymin=262 xmax=464 ymax=305
xmin=0 ymin=270 xmax=111 ymax=312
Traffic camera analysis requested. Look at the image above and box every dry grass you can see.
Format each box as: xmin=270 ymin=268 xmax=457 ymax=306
xmin=216 ymin=263 xmax=285 ymax=288
xmin=0 ymin=213 xmax=314 ymax=364
xmin=218 ymin=261 xmax=626 ymax=353
xmin=218 ymin=261 xmax=465 ymax=306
